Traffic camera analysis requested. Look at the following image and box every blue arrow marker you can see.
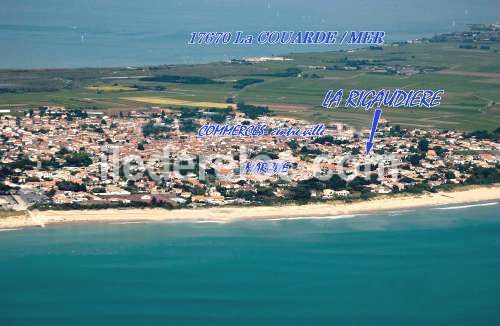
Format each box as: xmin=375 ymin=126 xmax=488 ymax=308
xmin=365 ymin=108 xmax=382 ymax=155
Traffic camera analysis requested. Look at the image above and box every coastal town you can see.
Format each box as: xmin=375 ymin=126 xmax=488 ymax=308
xmin=0 ymin=105 xmax=498 ymax=212
xmin=3 ymin=0 xmax=500 ymax=323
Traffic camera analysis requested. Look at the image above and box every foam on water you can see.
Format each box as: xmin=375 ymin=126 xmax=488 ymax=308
xmin=194 ymin=220 xmax=229 ymax=224
xmin=264 ymin=214 xmax=363 ymax=222
xmin=434 ymin=201 xmax=498 ymax=210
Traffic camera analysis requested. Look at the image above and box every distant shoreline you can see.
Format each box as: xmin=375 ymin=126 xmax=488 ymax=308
xmin=0 ymin=29 xmax=449 ymax=71
xmin=1 ymin=185 xmax=498 ymax=230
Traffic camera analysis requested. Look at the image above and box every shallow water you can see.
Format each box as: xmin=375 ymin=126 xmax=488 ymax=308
xmin=1 ymin=203 xmax=499 ymax=325
xmin=1 ymin=0 xmax=499 ymax=68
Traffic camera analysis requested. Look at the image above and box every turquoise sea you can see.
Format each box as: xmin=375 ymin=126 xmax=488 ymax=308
xmin=0 ymin=0 xmax=499 ymax=68
xmin=1 ymin=203 xmax=499 ymax=325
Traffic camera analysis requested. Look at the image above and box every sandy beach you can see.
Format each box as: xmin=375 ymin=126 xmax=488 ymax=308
xmin=1 ymin=185 xmax=499 ymax=230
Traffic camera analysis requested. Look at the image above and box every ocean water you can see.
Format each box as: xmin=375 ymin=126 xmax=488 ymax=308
xmin=0 ymin=0 xmax=499 ymax=68
xmin=0 ymin=203 xmax=499 ymax=325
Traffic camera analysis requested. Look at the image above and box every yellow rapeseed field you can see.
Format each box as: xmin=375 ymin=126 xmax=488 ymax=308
xmin=123 ymin=96 xmax=235 ymax=109
xmin=87 ymin=85 xmax=137 ymax=92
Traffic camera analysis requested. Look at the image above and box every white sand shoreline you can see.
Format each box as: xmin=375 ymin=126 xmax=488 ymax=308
xmin=0 ymin=185 xmax=499 ymax=230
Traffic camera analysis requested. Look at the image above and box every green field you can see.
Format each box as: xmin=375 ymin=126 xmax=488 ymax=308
xmin=0 ymin=41 xmax=499 ymax=130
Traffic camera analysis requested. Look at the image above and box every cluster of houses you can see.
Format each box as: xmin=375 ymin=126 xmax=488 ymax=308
xmin=0 ymin=106 xmax=498 ymax=210
xmin=432 ymin=23 xmax=500 ymax=45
